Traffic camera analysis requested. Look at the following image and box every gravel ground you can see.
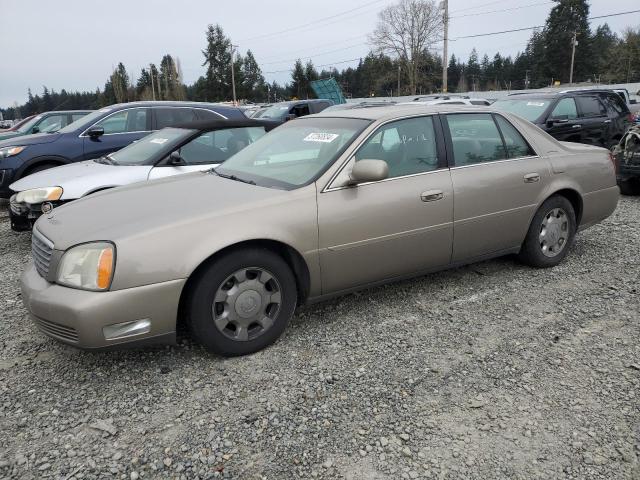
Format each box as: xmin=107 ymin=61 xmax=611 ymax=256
xmin=0 ymin=198 xmax=638 ymax=480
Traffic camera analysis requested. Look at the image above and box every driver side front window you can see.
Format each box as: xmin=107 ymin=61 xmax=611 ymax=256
xmin=354 ymin=116 xmax=439 ymax=178
xmin=550 ymin=98 xmax=578 ymax=119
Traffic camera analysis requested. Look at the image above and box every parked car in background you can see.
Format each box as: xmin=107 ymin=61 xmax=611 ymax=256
xmin=613 ymin=123 xmax=640 ymax=195
xmin=252 ymin=99 xmax=333 ymax=121
xmin=8 ymin=119 xmax=280 ymax=231
xmin=411 ymin=94 xmax=470 ymax=102
xmin=0 ymin=101 xmax=247 ymax=198
xmin=21 ymin=105 xmax=618 ymax=355
xmin=0 ymin=110 xmax=92 ymax=141
xmin=323 ymin=100 xmax=397 ymax=111
xmin=492 ymin=90 xmax=633 ymax=148
xmin=402 ymin=98 xmax=491 ymax=106
xmin=1 ymin=115 xmax=36 ymax=132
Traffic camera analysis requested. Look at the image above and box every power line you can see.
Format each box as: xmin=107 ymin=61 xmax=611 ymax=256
xmin=450 ymin=0 xmax=505 ymax=14
xmin=450 ymin=9 xmax=640 ymax=41
xmin=261 ymin=42 xmax=369 ymax=66
xmin=450 ymin=1 xmax=553 ymax=19
xmin=258 ymin=35 xmax=367 ymax=61
xmin=238 ymin=0 xmax=388 ymax=42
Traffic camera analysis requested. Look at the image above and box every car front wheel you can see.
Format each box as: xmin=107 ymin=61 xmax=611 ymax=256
xmin=186 ymin=248 xmax=297 ymax=356
xmin=518 ymin=195 xmax=576 ymax=268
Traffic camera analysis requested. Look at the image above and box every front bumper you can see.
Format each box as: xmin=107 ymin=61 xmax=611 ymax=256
xmin=21 ymin=263 xmax=186 ymax=350
xmin=618 ymin=162 xmax=640 ymax=180
xmin=9 ymin=195 xmax=43 ymax=231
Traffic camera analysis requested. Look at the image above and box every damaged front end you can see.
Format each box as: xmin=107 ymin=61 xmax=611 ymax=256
xmin=613 ymin=125 xmax=640 ymax=195
xmin=9 ymin=195 xmax=61 ymax=232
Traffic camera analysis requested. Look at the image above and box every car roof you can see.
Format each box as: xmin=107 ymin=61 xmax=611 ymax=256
xmin=37 ymin=110 xmax=94 ymax=115
xmin=172 ymin=118 xmax=282 ymax=131
xmin=507 ymin=89 xmax=618 ymax=98
xmin=313 ymin=104 xmax=501 ymax=121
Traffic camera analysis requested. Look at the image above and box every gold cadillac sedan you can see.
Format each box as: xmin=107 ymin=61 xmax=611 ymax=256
xmin=21 ymin=105 xmax=619 ymax=356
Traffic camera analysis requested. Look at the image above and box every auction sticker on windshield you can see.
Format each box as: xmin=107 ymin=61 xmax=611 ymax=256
xmin=304 ymin=132 xmax=339 ymax=143
xmin=150 ymin=138 xmax=169 ymax=144
xmin=526 ymin=102 xmax=546 ymax=107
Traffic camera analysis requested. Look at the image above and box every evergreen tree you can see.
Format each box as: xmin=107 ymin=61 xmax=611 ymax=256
xmin=290 ymin=60 xmax=306 ymax=99
xmin=202 ymin=24 xmax=232 ymax=101
xmin=542 ymin=0 xmax=592 ymax=83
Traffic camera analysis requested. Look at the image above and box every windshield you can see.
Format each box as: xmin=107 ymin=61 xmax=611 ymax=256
xmin=58 ymin=108 xmax=113 ymax=134
xmin=216 ymin=117 xmax=370 ymax=189
xmin=492 ymin=98 xmax=551 ymax=122
xmin=109 ymin=128 xmax=192 ymax=165
xmin=16 ymin=116 xmax=42 ymax=134
xmin=256 ymin=104 xmax=291 ymax=120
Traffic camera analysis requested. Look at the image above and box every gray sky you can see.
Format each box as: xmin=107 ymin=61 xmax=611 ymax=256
xmin=1 ymin=0 xmax=638 ymax=108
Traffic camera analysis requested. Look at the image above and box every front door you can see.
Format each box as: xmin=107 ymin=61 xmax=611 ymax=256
xmin=545 ymin=97 xmax=583 ymax=143
xmin=317 ymin=115 xmax=454 ymax=294
xmin=82 ymin=107 xmax=151 ymax=160
xmin=444 ymin=113 xmax=550 ymax=262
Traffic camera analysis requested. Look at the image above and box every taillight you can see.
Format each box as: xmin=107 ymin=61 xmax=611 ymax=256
xmin=609 ymin=151 xmax=618 ymax=174
xmin=629 ymin=113 xmax=634 ymax=123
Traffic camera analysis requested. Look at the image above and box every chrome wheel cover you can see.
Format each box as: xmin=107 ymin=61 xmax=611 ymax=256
xmin=539 ymin=207 xmax=569 ymax=258
xmin=212 ymin=267 xmax=282 ymax=342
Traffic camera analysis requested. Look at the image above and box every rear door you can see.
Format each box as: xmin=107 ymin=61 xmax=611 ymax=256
xmin=444 ymin=112 xmax=550 ymax=262
xmin=576 ymin=95 xmax=609 ymax=146
xmin=545 ymin=97 xmax=583 ymax=143
xmin=82 ymin=107 xmax=151 ymax=160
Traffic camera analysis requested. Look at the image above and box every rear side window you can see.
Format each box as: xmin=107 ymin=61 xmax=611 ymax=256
xmin=605 ymin=93 xmax=628 ymax=114
xmin=577 ymin=96 xmax=606 ymax=117
xmin=445 ymin=113 xmax=506 ymax=166
xmin=494 ymin=116 xmax=535 ymax=158
xmin=196 ymin=109 xmax=224 ymax=120
xmin=155 ymin=108 xmax=198 ymax=129
xmin=550 ymin=98 xmax=578 ymax=119
xmin=94 ymin=108 xmax=149 ymax=134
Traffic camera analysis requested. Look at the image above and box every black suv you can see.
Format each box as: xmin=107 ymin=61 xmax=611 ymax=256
xmin=493 ymin=89 xmax=632 ymax=148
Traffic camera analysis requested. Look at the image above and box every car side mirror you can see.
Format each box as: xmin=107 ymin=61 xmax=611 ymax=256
xmin=285 ymin=114 xmax=297 ymax=121
xmin=630 ymin=99 xmax=637 ymax=105
xmin=169 ymin=150 xmax=185 ymax=165
xmin=347 ymin=159 xmax=389 ymax=185
xmin=87 ymin=126 xmax=105 ymax=138
xmin=31 ymin=126 xmax=40 ymax=134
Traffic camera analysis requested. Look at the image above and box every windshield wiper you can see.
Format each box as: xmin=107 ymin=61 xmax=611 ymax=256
xmin=94 ymin=155 xmax=116 ymax=165
xmin=214 ymin=171 xmax=256 ymax=185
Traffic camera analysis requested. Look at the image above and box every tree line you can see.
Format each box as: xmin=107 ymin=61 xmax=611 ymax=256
xmin=2 ymin=0 xmax=639 ymax=120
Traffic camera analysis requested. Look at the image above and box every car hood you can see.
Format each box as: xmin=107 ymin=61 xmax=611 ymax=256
xmin=9 ymin=160 xmax=152 ymax=200
xmin=0 ymin=132 xmax=61 ymax=148
xmin=35 ymin=172 xmax=291 ymax=250
xmin=0 ymin=131 xmax=22 ymax=141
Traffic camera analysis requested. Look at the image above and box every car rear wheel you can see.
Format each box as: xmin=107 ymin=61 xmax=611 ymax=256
xmin=618 ymin=178 xmax=640 ymax=196
xmin=186 ymin=248 xmax=297 ymax=356
xmin=518 ymin=195 xmax=576 ymax=268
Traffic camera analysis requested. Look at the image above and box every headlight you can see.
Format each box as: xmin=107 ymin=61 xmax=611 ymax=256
xmin=15 ymin=186 xmax=63 ymax=204
xmin=57 ymin=242 xmax=115 ymax=291
xmin=0 ymin=146 xmax=26 ymax=158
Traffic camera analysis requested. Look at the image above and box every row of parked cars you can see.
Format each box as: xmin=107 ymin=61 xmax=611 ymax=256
xmin=0 ymin=93 xmax=627 ymax=356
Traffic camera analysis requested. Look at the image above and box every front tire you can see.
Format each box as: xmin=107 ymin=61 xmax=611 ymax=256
xmin=518 ymin=195 xmax=576 ymax=268
xmin=186 ymin=248 xmax=297 ymax=356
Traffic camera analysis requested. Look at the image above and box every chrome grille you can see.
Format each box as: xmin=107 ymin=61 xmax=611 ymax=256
xmin=34 ymin=316 xmax=79 ymax=342
xmin=31 ymin=229 xmax=54 ymax=278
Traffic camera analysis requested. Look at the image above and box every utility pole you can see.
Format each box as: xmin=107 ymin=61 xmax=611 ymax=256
xmin=149 ymin=64 xmax=156 ymax=100
xmin=442 ymin=0 xmax=449 ymax=93
xmin=231 ymin=44 xmax=238 ymax=105
xmin=397 ymin=64 xmax=401 ymax=96
xmin=569 ymin=31 xmax=577 ymax=85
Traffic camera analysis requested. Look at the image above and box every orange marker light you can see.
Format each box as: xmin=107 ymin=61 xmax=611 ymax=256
xmin=96 ymin=248 xmax=114 ymax=290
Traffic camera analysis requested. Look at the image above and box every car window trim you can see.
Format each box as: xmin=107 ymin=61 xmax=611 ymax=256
xmin=441 ymin=112 xmax=540 ymax=168
xmin=323 ymin=113 xmax=447 ymax=193
xmin=152 ymin=106 xmax=227 ymax=129
xmin=78 ymin=107 xmax=152 ymax=137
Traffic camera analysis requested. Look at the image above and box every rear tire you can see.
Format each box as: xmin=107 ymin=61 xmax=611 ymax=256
xmin=618 ymin=178 xmax=640 ymax=196
xmin=186 ymin=248 xmax=297 ymax=356
xmin=518 ymin=195 xmax=576 ymax=268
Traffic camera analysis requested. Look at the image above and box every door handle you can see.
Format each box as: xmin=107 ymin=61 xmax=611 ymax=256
xmin=420 ymin=190 xmax=443 ymax=202
xmin=603 ymin=119 xmax=612 ymax=124
xmin=571 ymin=124 xmax=582 ymax=129
xmin=523 ymin=173 xmax=540 ymax=183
